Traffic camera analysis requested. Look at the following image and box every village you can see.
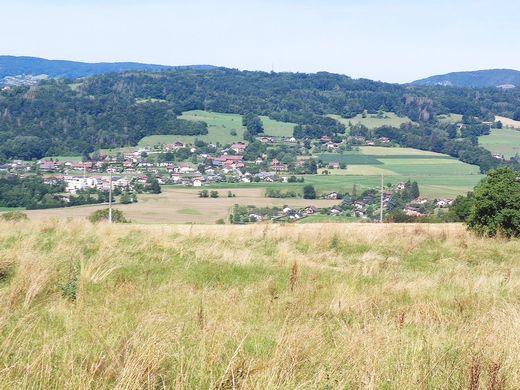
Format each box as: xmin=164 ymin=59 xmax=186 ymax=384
xmin=0 ymin=134 xmax=455 ymax=219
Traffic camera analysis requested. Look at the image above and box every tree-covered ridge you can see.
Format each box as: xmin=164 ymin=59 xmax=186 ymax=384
xmin=0 ymin=82 xmax=207 ymax=159
xmin=1 ymin=67 xmax=520 ymax=166
xmin=412 ymin=69 xmax=520 ymax=88
xmin=0 ymin=55 xmax=217 ymax=80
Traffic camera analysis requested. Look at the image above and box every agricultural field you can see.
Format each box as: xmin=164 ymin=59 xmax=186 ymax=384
xmin=479 ymin=128 xmax=520 ymax=159
xmin=496 ymin=115 xmax=520 ymax=129
xmin=23 ymin=187 xmax=338 ymax=224
xmin=329 ymin=112 xmax=414 ymax=130
xmin=138 ymin=110 xmax=296 ymax=146
xmin=1 ymin=221 xmax=520 ymax=388
xmin=315 ymin=146 xmax=483 ymax=198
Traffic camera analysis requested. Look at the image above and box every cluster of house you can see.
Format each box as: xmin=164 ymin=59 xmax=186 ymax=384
xmin=21 ymin=138 xmax=297 ymax=188
xmin=43 ymin=175 xmax=132 ymax=194
xmin=248 ymin=204 xmax=343 ymax=223
xmin=402 ymin=198 xmax=454 ymax=217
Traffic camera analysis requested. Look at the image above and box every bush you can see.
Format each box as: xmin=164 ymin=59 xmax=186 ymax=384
xmin=88 ymin=208 xmax=130 ymax=223
xmin=216 ymin=218 xmax=225 ymax=224
xmin=303 ymin=184 xmax=316 ymax=199
xmin=0 ymin=211 xmax=28 ymax=222
xmin=467 ymin=167 xmax=520 ymax=237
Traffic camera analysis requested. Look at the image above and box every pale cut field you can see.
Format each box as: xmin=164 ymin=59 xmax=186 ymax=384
xmin=24 ymin=187 xmax=338 ymax=224
xmin=359 ymin=146 xmax=446 ymax=156
xmin=496 ymin=115 xmax=520 ymax=129
xmin=1 ymin=221 xmax=520 ymax=388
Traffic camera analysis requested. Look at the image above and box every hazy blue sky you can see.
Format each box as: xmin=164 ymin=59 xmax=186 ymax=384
xmin=1 ymin=0 xmax=518 ymax=83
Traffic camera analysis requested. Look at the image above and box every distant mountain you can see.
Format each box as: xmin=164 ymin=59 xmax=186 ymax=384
xmin=0 ymin=56 xmax=216 ymax=83
xmin=411 ymin=69 xmax=520 ymax=88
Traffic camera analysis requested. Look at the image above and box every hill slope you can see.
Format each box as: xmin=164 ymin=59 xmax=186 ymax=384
xmin=0 ymin=55 xmax=216 ymax=81
xmin=412 ymin=69 xmax=520 ymax=88
xmin=1 ymin=220 xmax=519 ymax=388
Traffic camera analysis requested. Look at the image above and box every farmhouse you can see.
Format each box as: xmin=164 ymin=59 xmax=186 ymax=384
xmin=404 ymin=207 xmax=426 ymax=217
xmin=326 ymin=192 xmax=339 ymax=200
xmin=230 ymin=142 xmax=247 ymax=154
xmin=270 ymin=159 xmax=287 ymax=172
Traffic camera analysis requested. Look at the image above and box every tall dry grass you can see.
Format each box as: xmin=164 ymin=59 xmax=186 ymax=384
xmin=0 ymin=220 xmax=519 ymax=388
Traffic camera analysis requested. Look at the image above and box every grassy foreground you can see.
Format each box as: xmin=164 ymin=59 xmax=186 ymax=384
xmin=1 ymin=221 xmax=520 ymax=388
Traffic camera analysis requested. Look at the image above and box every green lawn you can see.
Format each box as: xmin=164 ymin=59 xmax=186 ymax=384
xmin=138 ymin=110 xmax=296 ymax=146
xmin=479 ymin=128 xmax=520 ymax=159
xmin=329 ymin=112 xmax=414 ymax=131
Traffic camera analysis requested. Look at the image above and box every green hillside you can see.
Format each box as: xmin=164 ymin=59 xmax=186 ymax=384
xmin=329 ymin=112 xmax=414 ymax=130
xmin=138 ymin=110 xmax=296 ymax=146
xmin=479 ymin=128 xmax=520 ymax=159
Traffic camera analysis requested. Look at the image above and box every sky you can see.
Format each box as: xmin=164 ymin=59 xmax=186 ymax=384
xmin=0 ymin=0 xmax=518 ymax=83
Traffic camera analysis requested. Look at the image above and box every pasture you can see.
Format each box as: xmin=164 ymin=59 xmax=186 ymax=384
xmin=1 ymin=221 xmax=520 ymax=388
xmin=479 ymin=128 xmax=520 ymax=159
xmin=329 ymin=112 xmax=414 ymax=130
xmin=138 ymin=110 xmax=296 ymax=146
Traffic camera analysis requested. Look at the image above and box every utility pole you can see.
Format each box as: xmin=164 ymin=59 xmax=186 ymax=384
xmin=380 ymin=174 xmax=384 ymax=223
xmin=108 ymin=169 xmax=113 ymax=224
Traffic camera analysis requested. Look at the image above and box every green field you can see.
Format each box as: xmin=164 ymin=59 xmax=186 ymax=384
xmin=204 ymin=173 xmax=481 ymax=199
xmin=138 ymin=110 xmax=296 ymax=146
xmin=479 ymin=128 xmax=520 ymax=159
xmin=41 ymin=155 xmax=83 ymax=162
xmin=329 ymin=112 xmax=414 ymax=131
xmin=316 ymin=148 xmax=482 ymax=197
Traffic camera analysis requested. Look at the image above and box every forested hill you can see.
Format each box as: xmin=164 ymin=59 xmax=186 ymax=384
xmin=1 ymin=68 xmax=520 ymax=171
xmin=412 ymin=69 xmax=520 ymax=88
xmin=0 ymin=56 xmax=216 ymax=80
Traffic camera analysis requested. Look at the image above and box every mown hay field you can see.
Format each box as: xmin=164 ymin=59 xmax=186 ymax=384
xmin=1 ymin=221 xmax=519 ymax=388
xmin=22 ymin=188 xmax=338 ymax=224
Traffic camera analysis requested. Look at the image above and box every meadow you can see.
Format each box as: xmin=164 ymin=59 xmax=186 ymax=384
xmin=479 ymin=128 xmax=520 ymax=159
xmin=138 ymin=110 xmax=296 ymax=146
xmin=1 ymin=220 xmax=519 ymax=388
xmin=329 ymin=112 xmax=414 ymax=131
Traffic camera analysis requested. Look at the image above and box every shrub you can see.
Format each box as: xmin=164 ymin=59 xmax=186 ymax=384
xmin=303 ymin=184 xmax=316 ymax=199
xmin=0 ymin=212 xmax=28 ymax=222
xmin=88 ymin=208 xmax=130 ymax=223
